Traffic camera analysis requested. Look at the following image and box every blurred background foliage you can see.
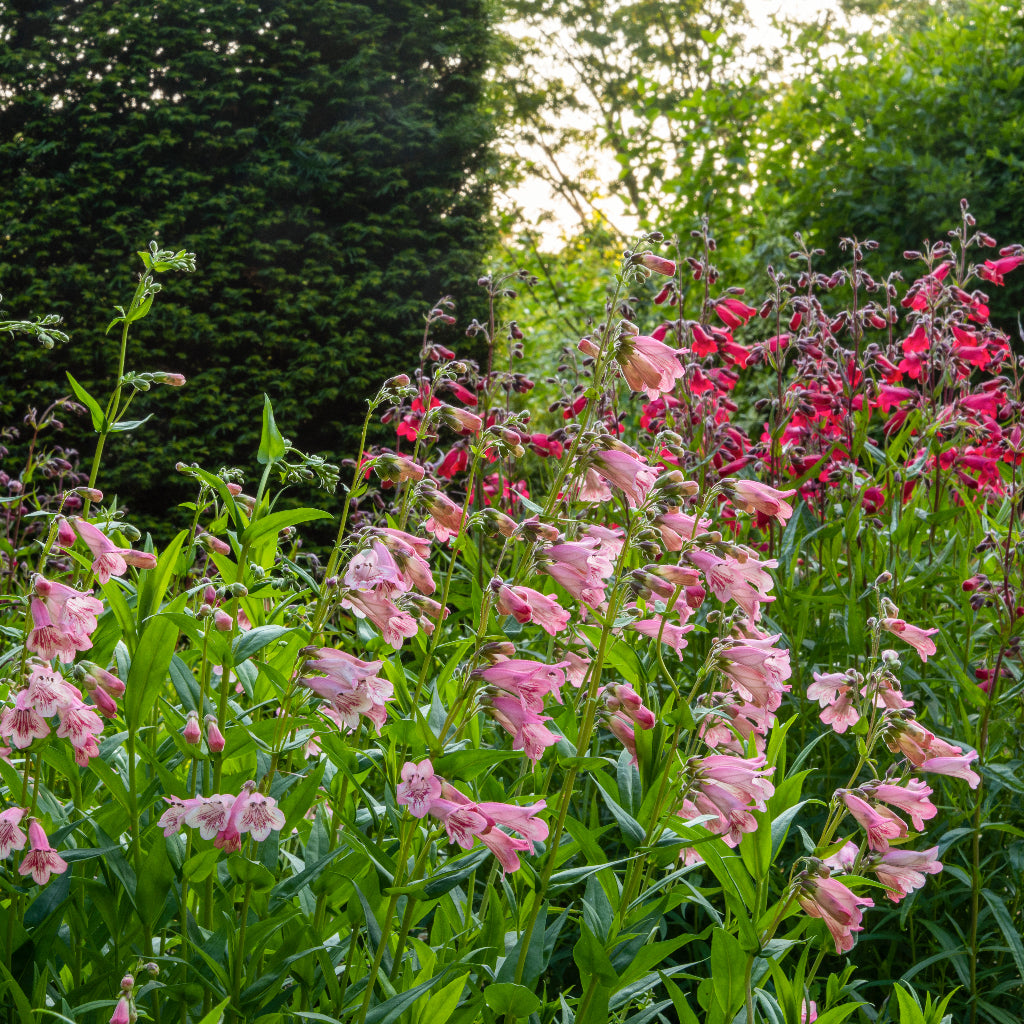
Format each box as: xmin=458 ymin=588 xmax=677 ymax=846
xmin=0 ymin=0 xmax=497 ymax=519
xmin=4 ymin=0 xmax=1022 ymax=513
xmin=0 ymin=1 xmax=1021 ymax=477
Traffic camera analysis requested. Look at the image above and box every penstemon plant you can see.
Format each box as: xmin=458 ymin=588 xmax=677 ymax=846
xmin=0 ymin=214 xmax=1020 ymax=1024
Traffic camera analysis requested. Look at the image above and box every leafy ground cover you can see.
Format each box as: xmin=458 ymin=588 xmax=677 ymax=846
xmin=1 ymin=207 xmax=1021 ymax=1024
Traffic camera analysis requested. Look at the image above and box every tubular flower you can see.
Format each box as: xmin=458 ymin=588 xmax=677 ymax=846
xmin=589 ymin=449 xmax=660 ymax=507
xmin=795 ymin=870 xmax=873 ymax=953
xmin=339 ymin=590 xmax=419 ymax=649
xmin=33 ymin=576 xmax=104 ymax=638
xmin=492 ymin=580 xmax=570 ymax=635
xmin=18 ymin=819 xmax=69 ymax=885
xmin=484 ymin=695 xmax=561 ymax=762
xmin=879 ymin=618 xmax=938 ymax=662
xmin=396 ymin=764 xmax=548 ymax=873
xmin=300 ymin=647 xmax=393 ymax=730
xmin=0 ymin=807 xmax=28 ymax=858
xmin=679 ymin=752 xmax=775 ymax=844
xmin=882 ymin=718 xmax=980 ymax=787
xmin=866 ymin=846 xmax=942 ymax=902
xmin=397 ymin=760 xmax=443 ymax=818
xmin=723 ymin=479 xmax=797 ymax=525
xmin=860 ymin=779 xmax=937 ymax=831
xmin=614 ymin=333 xmax=687 ymax=400
xmin=475 ymin=659 xmax=568 ymax=712
xmin=806 ymin=672 xmax=860 ymax=734
xmin=840 ymin=792 xmax=907 ymax=852
xmin=71 ymin=517 xmax=157 ymax=583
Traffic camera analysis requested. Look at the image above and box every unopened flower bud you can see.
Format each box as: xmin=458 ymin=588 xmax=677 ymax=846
xmin=213 ymin=609 xmax=233 ymax=631
xmin=205 ymin=715 xmax=226 ymax=753
xmin=479 ymin=641 xmax=516 ymax=662
xmin=56 ymin=517 xmax=77 ymax=547
xmin=182 ymin=712 xmax=201 ymax=745
xmin=637 ymin=252 xmax=676 ymax=276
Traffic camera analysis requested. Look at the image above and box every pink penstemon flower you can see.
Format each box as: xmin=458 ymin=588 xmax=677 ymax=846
xmin=629 ymin=611 xmax=693 ymax=657
xmin=300 ymin=647 xmax=393 ymax=730
xmin=879 ymin=617 xmax=939 ymax=662
xmin=475 ymin=659 xmax=568 ymax=712
xmin=697 ymin=692 xmax=772 ymax=756
xmin=71 ymin=517 xmax=157 ymax=583
xmin=33 ymin=575 xmax=104 ymax=638
xmin=0 ymin=807 xmax=28 ymax=858
xmin=18 ymin=819 xmax=69 ymax=885
xmin=588 ymin=447 xmax=660 ymax=507
xmin=717 ymin=635 xmax=792 ymax=712
xmin=686 ymin=549 xmax=776 ymax=622
xmin=806 ymin=671 xmax=860 ymax=734
xmin=794 ymin=869 xmax=873 ymax=954
xmin=419 ymin=488 xmax=467 ymax=543
xmin=654 ymin=510 xmax=712 ymax=550
xmin=397 ymin=760 xmax=443 ymax=818
xmin=343 ymin=541 xmax=406 ymax=595
xmin=539 ymin=541 xmax=611 ymax=607
xmin=340 ymin=589 xmax=419 ymax=649
xmin=602 ymin=684 xmax=656 ymax=763
xmin=882 ymin=717 xmax=981 ymax=786
xmin=491 ymin=580 xmax=570 ymax=636
xmin=484 ymin=695 xmax=561 ymax=762
xmin=0 ymin=690 xmax=51 ymax=749
xmin=26 ymin=598 xmax=93 ymax=663
xmin=396 ymin=766 xmax=547 ymax=873
xmin=866 ymin=846 xmax=942 ymax=902
xmin=613 ymin=333 xmax=687 ymax=401
xmin=24 ymin=661 xmax=82 ymax=718
xmin=861 ymin=778 xmax=937 ymax=831
xmin=840 ymin=792 xmax=907 ymax=853
xmin=679 ymin=752 xmax=775 ymax=844
xmin=722 ymin=479 xmax=797 ymax=525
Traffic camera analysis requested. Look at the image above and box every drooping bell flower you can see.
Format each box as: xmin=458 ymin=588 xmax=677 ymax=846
xmin=794 ymin=870 xmax=873 ymax=954
xmin=18 ymin=819 xmax=69 ymax=885
xmin=71 ymin=518 xmax=157 ymax=583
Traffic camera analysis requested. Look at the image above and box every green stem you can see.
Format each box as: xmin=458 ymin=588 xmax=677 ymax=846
xmin=354 ymin=820 xmax=416 ymax=1024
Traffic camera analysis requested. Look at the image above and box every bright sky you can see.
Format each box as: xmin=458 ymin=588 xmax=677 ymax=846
xmin=506 ymin=0 xmax=845 ymax=248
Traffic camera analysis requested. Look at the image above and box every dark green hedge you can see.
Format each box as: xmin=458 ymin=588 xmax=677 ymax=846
xmin=0 ymin=0 xmax=496 ymax=516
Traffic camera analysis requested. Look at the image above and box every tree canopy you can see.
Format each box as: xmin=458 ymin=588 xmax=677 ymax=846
xmin=0 ymin=0 xmax=497 ymax=511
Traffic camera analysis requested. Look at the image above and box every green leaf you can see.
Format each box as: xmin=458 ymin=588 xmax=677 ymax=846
xmin=364 ymin=972 xmax=447 ymax=1024
xmin=232 ymin=624 xmax=291 ymax=663
xmin=125 ymin=595 xmax=185 ymax=731
xmin=66 ymin=371 xmax=107 ymax=432
xmin=182 ymin=848 xmax=222 ymax=884
xmin=483 ymin=983 xmax=541 ymax=1018
xmin=136 ymin=529 xmax=188 ymax=624
xmin=136 ymin=834 xmax=175 ymax=928
xmin=981 ymin=889 xmax=1024 ymax=982
xmin=240 ymin=507 xmax=332 ymax=546
xmin=109 ymin=414 xmax=154 ymax=433
xmin=573 ymin=922 xmax=618 ymax=987
xmin=227 ymin=854 xmax=276 ymax=891
xmin=709 ymin=927 xmax=746 ymax=1020
xmin=258 ymin=393 xmax=286 ymax=465
xmin=196 ymin=997 xmax=232 ymax=1024
xmin=0 ymin=959 xmax=34 ymax=1024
